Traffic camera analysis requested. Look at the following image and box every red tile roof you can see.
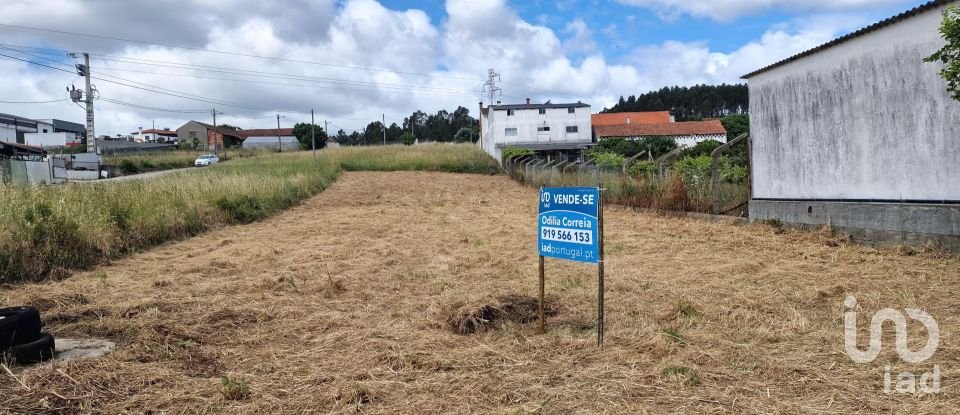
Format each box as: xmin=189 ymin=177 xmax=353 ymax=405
xmin=594 ymin=120 xmax=726 ymax=138
xmin=591 ymin=111 xmax=671 ymax=126
xmin=235 ymin=128 xmax=295 ymax=138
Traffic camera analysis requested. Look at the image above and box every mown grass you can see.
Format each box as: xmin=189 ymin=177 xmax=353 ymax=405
xmin=0 ymin=144 xmax=498 ymax=283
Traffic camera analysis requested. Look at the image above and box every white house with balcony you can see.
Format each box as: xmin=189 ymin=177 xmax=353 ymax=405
xmin=479 ymin=100 xmax=593 ymax=162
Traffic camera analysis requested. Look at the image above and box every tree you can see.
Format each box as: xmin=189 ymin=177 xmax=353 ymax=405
xmin=400 ymin=132 xmax=416 ymax=146
xmin=720 ymin=114 xmax=749 ymax=141
xmin=291 ymin=122 xmax=327 ymax=150
xmin=218 ymin=124 xmax=241 ymax=131
xmin=363 ymin=121 xmax=385 ymax=145
xmin=604 ymin=84 xmax=748 ymax=120
xmin=927 ymin=5 xmax=960 ymax=101
xmin=453 ymin=127 xmax=475 ymax=143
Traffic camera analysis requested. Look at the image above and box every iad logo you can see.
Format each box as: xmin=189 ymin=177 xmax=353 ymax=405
xmin=540 ymin=191 xmax=551 ymax=208
xmin=843 ymin=295 xmax=941 ymax=394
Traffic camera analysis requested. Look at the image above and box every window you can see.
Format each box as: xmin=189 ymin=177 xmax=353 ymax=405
xmin=505 ymin=128 xmax=518 ymax=136
xmin=568 ymin=108 xmax=576 ymax=114
xmin=507 ymin=109 xmax=515 ymax=116
xmin=189 ymin=131 xmax=197 ymax=138
xmin=537 ymin=126 xmax=550 ymax=132
xmin=538 ymin=108 xmax=546 ymax=115
xmin=42 ymin=129 xmax=48 ymax=133
xmin=566 ymin=126 xmax=579 ymax=133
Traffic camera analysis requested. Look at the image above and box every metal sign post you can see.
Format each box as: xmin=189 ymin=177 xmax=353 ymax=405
xmin=537 ymin=186 xmax=604 ymax=346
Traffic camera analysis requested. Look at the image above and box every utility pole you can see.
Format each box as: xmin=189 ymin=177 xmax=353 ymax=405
xmin=382 ymin=114 xmax=386 ymax=146
xmin=81 ymin=53 xmax=96 ymax=154
xmin=211 ymin=108 xmax=219 ymax=156
xmin=324 ymin=120 xmax=329 ymax=147
xmin=311 ymin=109 xmax=316 ymax=168
xmin=276 ymin=113 xmax=282 ymax=153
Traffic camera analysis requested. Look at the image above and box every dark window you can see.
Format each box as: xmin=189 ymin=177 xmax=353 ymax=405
xmin=538 ymin=108 xmax=546 ymax=115
xmin=537 ymin=126 xmax=550 ymax=132
xmin=566 ymin=126 xmax=578 ymax=133
xmin=189 ymin=131 xmax=197 ymax=138
xmin=568 ymin=108 xmax=575 ymax=114
xmin=505 ymin=128 xmax=518 ymax=136
xmin=507 ymin=109 xmax=515 ymax=116
xmin=42 ymin=129 xmax=48 ymax=133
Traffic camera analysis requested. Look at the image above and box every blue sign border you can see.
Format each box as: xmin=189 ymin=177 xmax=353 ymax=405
xmin=538 ymin=187 xmax=600 ymax=264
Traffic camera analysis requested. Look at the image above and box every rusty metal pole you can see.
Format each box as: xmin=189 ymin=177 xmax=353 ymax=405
xmin=597 ymin=182 xmax=605 ymax=347
xmin=538 ymin=254 xmax=545 ymax=334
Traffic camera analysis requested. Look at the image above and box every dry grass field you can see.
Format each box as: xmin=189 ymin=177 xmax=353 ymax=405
xmin=1 ymin=171 xmax=958 ymax=414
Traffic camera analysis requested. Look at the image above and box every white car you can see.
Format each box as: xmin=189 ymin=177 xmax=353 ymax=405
xmin=194 ymin=154 xmax=220 ymax=167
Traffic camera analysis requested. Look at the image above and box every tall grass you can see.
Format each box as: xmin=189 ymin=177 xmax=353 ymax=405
xmin=0 ymin=144 xmax=498 ymax=283
xmin=333 ymin=143 xmax=500 ymax=174
xmin=103 ymin=148 xmax=267 ymax=175
xmin=506 ymin=161 xmax=748 ymax=214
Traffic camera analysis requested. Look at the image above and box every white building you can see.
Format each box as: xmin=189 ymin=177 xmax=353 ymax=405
xmin=479 ymin=100 xmax=592 ymax=161
xmin=131 ymin=128 xmax=178 ymax=143
xmin=0 ymin=113 xmax=51 ymax=143
xmin=744 ymin=0 xmax=960 ymax=248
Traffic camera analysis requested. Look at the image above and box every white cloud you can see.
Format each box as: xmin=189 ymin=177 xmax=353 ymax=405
xmin=616 ymin=0 xmax=906 ymax=21
xmin=0 ymin=0 xmax=870 ymax=135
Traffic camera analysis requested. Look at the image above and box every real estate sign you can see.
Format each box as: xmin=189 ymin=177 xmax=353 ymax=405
xmin=537 ymin=187 xmax=600 ymax=263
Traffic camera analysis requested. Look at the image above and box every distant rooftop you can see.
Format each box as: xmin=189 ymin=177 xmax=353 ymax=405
xmin=592 ymin=111 xmax=671 ymax=127
xmin=595 ymin=120 xmax=726 ymax=138
xmin=489 ymin=102 xmax=589 ymax=111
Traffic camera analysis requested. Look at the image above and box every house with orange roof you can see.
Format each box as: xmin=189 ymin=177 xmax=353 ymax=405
xmin=593 ymin=119 xmax=726 ymax=147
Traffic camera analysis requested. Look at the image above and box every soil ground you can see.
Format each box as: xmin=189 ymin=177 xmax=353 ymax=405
xmin=2 ymin=171 xmax=959 ymax=414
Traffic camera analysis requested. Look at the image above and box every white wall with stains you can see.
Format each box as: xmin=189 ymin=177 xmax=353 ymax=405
xmin=748 ymin=4 xmax=960 ymax=201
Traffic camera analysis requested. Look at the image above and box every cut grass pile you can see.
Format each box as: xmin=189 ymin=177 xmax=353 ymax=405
xmin=0 ymin=144 xmax=498 ymax=283
xmin=0 ymin=171 xmax=956 ymax=413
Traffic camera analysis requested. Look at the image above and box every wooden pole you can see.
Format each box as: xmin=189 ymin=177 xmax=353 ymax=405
xmin=538 ymin=254 xmax=545 ymax=334
xmin=597 ymin=183 xmax=605 ymax=347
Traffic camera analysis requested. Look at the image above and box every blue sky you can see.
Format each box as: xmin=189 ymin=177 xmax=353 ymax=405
xmin=0 ymin=0 xmax=942 ymax=135
xmin=384 ymin=0 xmax=930 ymax=57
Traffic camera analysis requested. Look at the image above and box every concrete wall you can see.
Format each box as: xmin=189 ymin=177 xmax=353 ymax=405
xmin=748 ymin=3 xmax=960 ymax=201
xmin=480 ymin=105 xmax=591 ymax=161
xmin=176 ymin=121 xmax=209 ymax=150
xmin=751 ymin=200 xmax=960 ymax=249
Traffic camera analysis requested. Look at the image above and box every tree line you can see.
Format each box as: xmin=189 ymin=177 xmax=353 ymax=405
xmin=604 ymin=84 xmax=748 ymax=121
xmin=290 ymin=106 xmax=481 ymax=149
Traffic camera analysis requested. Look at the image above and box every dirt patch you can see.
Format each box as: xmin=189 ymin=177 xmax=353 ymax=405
xmin=445 ymin=294 xmax=559 ymax=335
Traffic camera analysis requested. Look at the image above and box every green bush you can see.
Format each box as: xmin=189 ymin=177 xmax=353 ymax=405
xmin=400 ymin=132 xmax=416 ymax=146
xmin=627 ymin=161 xmax=657 ymax=178
xmin=501 ymin=147 xmax=535 ymax=161
xmin=119 ymin=159 xmax=141 ymax=174
xmin=592 ymin=152 xmax=625 ymax=169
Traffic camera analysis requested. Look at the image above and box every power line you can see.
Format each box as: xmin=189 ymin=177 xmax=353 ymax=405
xmin=1 ymin=44 xmax=482 ymax=99
xmin=0 ymin=50 xmax=288 ymax=111
xmin=98 ymin=97 xmax=209 ymax=113
xmin=90 ymin=55 xmax=478 ymax=94
xmin=0 ymin=98 xmax=67 ymax=104
xmin=0 ymin=23 xmax=484 ymax=82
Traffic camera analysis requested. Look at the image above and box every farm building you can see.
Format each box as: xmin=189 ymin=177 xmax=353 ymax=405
xmin=743 ymin=0 xmax=960 ymax=247
xmin=479 ymin=99 xmax=593 ymax=162
xmin=593 ymin=119 xmax=727 ymax=147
